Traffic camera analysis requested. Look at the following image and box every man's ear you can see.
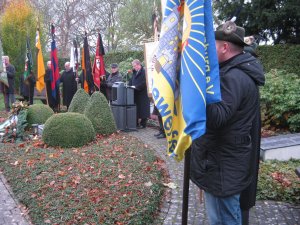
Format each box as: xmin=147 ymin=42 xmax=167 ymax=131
xmin=222 ymin=42 xmax=230 ymax=54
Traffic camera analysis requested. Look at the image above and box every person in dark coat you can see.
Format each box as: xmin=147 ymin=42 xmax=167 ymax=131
xmin=152 ymin=105 xmax=165 ymax=139
xmin=105 ymin=63 xmax=123 ymax=102
xmin=60 ymin=62 xmax=77 ymax=109
xmin=99 ymin=69 xmax=110 ymax=99
xmin=2 ymin=56 xmax=16 ymax=112
xmin=190 ymin=22 xmax=265 ymax=225
xmin=44 ymin=61 xmax=60 ymax=112
xmin=20 ymin=71 xmax=36 ymax=105
xmin=128 ymin=59 xmax=150 ymax=128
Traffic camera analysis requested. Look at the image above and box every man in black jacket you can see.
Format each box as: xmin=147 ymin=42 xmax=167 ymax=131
xmin=129 ymin=59 xmax=150 ymax=128
xmin=20 ymin=71 xmax=36 ymax=105
xmin=2 ymin=56 xmax=15 ymax=112
xmin=60 ymin=62 xmax=77 ymax=109
xmin=105 ymin=63 xmax=122 ymax=102
xmin=190 ymin=22 xmax=265 ymax=225
xmin=44 ymin=61 xmax=60 ymax=112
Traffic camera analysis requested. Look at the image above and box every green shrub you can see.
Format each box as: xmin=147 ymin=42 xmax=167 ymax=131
xmin=26 ymin=104 xmax=54 ymax=126
xmin=260 ymin=70 xmax=300 ymax=132
xmin=257 ymin=44 xmax=300 ymax=76
xmin=68 ymin=88 xmax=90 ymax=114
xmin=257 ymin=160 xmax=300 ymax=204
xmin=84 ymin=92 xmax=117 ymax=135
xmin=42 ymin=112 xmax=95 ymax=148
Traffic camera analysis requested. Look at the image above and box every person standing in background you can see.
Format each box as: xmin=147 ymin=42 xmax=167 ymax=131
xmin=128 ymin=59 xmax=150 ymax=128
xmin=2 ymin=56 xmax=15 ymax=112
xmin=20 ymin=71 xmax=36 ymax=105
xmin=105 ymin=63 xmax=123 ymax=102
xmin=190 ymin=22 xmax=265 ymax=225
xmin=44 ymin=61 xmax=60 ymax=112
xmin=60 ymin=62 xmax=77 ymax=110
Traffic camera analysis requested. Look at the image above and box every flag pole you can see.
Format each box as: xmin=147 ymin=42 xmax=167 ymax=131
xmin=182 ymin=147 xmax=191 ymax=225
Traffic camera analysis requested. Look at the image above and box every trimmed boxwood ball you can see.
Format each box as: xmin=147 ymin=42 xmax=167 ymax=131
xmin=26 ymin=104 xmax=54 ymax=125
xmin=68 ymin=88 xmax=90 ymax=114
xmin=42 ymin=112 xmax=95 ymax=148
xmin=84 ymin=92 xmax=117 ymax=135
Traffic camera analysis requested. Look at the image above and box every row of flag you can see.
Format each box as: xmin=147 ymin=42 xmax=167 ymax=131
xmin=1 ymin=24 xmax=106 ymax=101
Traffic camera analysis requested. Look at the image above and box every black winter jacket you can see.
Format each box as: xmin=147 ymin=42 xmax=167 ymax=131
xmin=190 ymin=52 xmax=265 ymax=200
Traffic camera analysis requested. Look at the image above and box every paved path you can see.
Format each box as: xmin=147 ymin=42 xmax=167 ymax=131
xmin=0 ymin=127 xmax=299 ymax=225
xmin=129 ymin=127 xmax=300 ymax=225
xmin=0 ymin=174 xmax=30 ymax=225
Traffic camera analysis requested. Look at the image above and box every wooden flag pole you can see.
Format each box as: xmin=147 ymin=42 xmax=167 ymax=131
xmin=182 ymin=148 xmax=191 ymax=225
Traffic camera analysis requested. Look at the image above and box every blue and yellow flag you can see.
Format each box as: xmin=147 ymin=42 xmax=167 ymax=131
xmin=152 ymin=0 xmax=221 ymax=161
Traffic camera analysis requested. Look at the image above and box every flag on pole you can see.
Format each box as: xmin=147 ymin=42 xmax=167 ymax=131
xmin=50 ymin=24 xmax=60 ymax=100
xmin=24 ymin=36 xmax=33 ymax=80
xmin=92 ymin=32 xmax=105 ymax=90
xmin=70 ymin=39 xmax=80 ymax=74
xmin=152 ymin=0 xmax=221 ymax=161
xmin=81 ymin=33 xmax=94 ymax=94
xmin=0 ymin=38 xmax=8 ymax=87
xmin=35 ymin=28 xmax=45 ymax=92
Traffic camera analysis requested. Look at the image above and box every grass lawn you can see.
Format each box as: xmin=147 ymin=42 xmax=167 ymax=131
xmin=0 ymin=133 xmax=168 ymax=225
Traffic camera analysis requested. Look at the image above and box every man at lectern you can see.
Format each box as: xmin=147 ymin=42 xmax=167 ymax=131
xmin=128 ymin=59 xmax=150 ymax=128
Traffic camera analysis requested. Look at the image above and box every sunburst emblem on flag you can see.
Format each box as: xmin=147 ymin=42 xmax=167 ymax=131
xmin=181 ymin=0 xmax=206 ymax=105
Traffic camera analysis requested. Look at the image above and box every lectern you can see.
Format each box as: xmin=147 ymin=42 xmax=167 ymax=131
xmin=111 ymin=82 xmax=136 ymax=131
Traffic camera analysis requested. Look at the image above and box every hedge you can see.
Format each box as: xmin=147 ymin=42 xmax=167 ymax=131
xmin=257 ymin=44 xmax=300 ymax=76
xmin=68 ymin=88 xmax=90 ymax=114
xmin=260 ymin=70 xmax=300 ymax=132
xmin=26 ymin=104 xmax=54 ymax=126
xmin=42 ymin=112 xmax=95 ymax=148
xmin=84 ymin=92 xmax=117 ymax=135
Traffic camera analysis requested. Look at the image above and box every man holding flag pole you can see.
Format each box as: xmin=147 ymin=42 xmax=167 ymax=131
xmin=151 ymin=1 xmax=265 ymax=224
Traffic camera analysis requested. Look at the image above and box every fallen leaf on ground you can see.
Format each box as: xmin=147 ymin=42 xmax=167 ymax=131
xmin=144 ymin=181 xmax=153 ymax=187
xmin=118 ymin=174 xmax=126 ymax=179
xmin=163 ymin=182 xmax=177 ymax=189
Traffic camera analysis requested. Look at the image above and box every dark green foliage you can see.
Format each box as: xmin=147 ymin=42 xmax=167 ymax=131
xmin=257 ymin=45 xmax=300 ymax=76
xmin=26 ymin=104 xmax=54 ymax=126
xmin=215 ymin=0 xmax=300 ymax=44
xmin=84 ymin=92 xmax=116 ymax=135
xmin=260 ymin=70 xmax=300 ymax=132
xmin=257 ymin=160 xmax=300 ymax=204
xmin=68 ymin=88 xmax=90 ymax=114
xmin=42 ymin=112 xmax=95 ymax=147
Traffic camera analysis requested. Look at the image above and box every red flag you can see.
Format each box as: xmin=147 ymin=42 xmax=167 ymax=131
xmin=92 ymin=33 xmax=105 ymax=90
xmin=50 ymin=24 xmax=60 ymax=101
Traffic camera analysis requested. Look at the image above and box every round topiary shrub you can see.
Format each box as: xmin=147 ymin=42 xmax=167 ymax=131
xmin=68 ymin=88 xmax=90 ymax=114
xmin=42 ymin=112 xmax=95 ymax=148
xmin=26 ymin=104 xmax=54 ymax=125
xmin=84 ymin=92 xmax=117 ymax=135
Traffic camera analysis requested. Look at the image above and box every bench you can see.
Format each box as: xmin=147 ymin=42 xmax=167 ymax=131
xmin=260 ymin=133 xmax=300 ymax=161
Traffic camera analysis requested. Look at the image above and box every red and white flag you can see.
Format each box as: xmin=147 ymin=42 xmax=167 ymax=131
xmin=92 ymin=33 xmax=106 ymax=90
